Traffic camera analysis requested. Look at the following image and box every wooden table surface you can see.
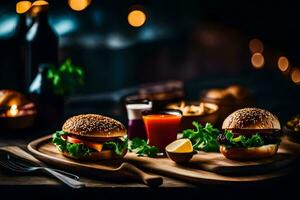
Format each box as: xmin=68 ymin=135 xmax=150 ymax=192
xmin=1 ymin=130 xmax=300 ymax=199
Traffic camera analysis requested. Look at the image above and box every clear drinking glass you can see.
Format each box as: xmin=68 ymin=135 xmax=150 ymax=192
xmin=142 ymin=109 xmax=182 ymax=151
xmin=125 ymin=99 xmax=152 ymax=140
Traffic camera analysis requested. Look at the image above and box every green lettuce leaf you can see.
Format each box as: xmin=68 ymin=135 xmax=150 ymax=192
xmin=103 ymin=137 xmax=128 ymax=156
xmin=52 ymin=131 xmax=92 ymax=157
xmin=224 ymin=130 xmax=264 ymax=148
xmin=182 ymin=122 xmax=220 ymax=152
xmin=52 ymin=131 xmax=127 ymax=158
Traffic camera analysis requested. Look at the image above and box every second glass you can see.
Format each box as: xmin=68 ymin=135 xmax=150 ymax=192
xmin=142 ymin=109 xmax=182 ymax=152
xmin=126 ymin=99 xmax=152 ymax=140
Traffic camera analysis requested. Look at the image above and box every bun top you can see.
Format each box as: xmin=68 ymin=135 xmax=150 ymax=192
xmin=62 ymin=114 xmax=126 ymax=138
xmin=222 ymin=108 xmax=281 ymax=130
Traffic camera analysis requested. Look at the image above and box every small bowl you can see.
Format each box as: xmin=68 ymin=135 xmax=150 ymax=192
xmin=283 ymin=126 xmax=300 ymax=143
xmin=166 ymin=101 xmax=219 ymax=130
xmin=0 ymin=112 xmax=36 ymax=130
xmin=165 ymin=150 xmax=197 ymax=163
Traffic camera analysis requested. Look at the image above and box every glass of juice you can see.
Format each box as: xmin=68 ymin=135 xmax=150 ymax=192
xmin=142 ymin=109 xmax=182 ymax=152
xmin=125 ymin=99 xmax=152 ymax=140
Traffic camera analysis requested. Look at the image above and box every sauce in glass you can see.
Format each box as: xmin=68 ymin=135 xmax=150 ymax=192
xmin=143 ymin=113 xmax=182 ymax=151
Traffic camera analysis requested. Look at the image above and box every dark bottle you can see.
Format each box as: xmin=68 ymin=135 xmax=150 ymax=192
xmin=25 ymin=2 xmax=58 ymax=91
xmin=14 ymin=3 xmax=31 ymax=92
xmin=29 ymin=64 xmax=64 ymax=131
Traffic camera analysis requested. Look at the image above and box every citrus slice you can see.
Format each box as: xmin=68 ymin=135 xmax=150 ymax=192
xmin=166 ymin=139 xmax=193 ymax=153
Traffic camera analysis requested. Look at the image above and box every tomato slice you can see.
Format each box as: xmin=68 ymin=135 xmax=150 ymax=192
xmin=63 ymin=135 xmax=104 ymax=152
xmin=66 ymin=135 xmax=82 ymax=144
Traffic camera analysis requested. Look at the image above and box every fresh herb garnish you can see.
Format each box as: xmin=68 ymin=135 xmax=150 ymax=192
xmin=224 ymin=130 xmax=264 ymax=148
xmin=128 ymin=138 xmax=159 ymax=157
xmin=182 ymin=122 xmax=220 ymax=152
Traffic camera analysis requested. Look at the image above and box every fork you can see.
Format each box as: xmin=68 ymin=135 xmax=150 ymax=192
xmin=0 ymin=153 xmax=85 ymax=188
xmin=5 ymin=155 xmax=80 ymax=180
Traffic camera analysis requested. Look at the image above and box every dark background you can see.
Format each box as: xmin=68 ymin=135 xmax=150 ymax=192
xmin=0 ymin=0 xmax=299 ymax=123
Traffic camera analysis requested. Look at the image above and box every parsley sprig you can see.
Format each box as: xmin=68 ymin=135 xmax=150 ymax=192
xmin=182 ymin=122 xmax=220 ymax=152
xmin=128 ymin=138 xmax=159 ymax=157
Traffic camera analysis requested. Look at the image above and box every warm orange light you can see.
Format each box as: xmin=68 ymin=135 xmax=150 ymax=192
xmin=249 ymin=38 xmax=264 ymax=53
xmin=30 ymin=0 xmax=49 ymax=16
xmin=7 ymin=105 xmax=19 ymax=117
xmin=32 ymin=0 xmax=49 ymax=6
xmin=16 ymin=1 xmax=32 ymax=14
xmin=128 ymin=10 xmax=146 ymax=27
xmin=278 ymin=56 xmax=289 ymax=72
xmin=291 ymin=68 xmax=300 ymax=84
xmin=251 ymin=53 xmax=264 ymax=68
xmin=68 ymin=0 xmax=91 ymax=11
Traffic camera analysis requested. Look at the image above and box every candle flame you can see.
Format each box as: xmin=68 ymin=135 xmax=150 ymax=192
xmin=8 ymin=104 xmax=19 ymax=117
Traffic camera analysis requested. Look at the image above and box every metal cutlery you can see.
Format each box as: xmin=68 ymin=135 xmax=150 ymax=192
xmin=0 ymin=147 xmax=85 ymax=188
xmin=0 ymin=154 xmax=80 ymax=180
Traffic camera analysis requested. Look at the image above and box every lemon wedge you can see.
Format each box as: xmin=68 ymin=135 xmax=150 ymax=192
xmin=166 ymin=139 xmax=193 ymax=153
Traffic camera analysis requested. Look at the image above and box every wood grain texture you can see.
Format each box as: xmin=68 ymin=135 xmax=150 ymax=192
xmin=27 ymin=135 xmax=300 ymax=184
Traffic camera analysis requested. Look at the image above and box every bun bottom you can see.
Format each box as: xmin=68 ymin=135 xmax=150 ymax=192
xmin=219 ymin=144 xmax=279 ymax=160
xmin=62 ymin=149 xmax=127 ymax=161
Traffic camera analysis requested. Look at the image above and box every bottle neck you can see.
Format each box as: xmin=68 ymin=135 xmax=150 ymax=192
xmin=35 ymin=10 xmax=49 ymax=26
xmin=15 ymin=14 xmax=28 ymax=37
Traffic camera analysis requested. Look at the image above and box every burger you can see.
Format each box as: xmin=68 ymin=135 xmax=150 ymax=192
xmin=52 ymin=114 xmax=128 ymax=160
xmin=217 ymin=108 xmax=281 ymax=160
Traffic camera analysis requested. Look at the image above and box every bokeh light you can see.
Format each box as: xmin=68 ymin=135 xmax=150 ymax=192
xmin=128 ymin=10 xmax=146 ymax=27
xmin=291 ymin=68 xmax=300 ymax=84
xmin=278 ymin=56 xmax=289 ymax=72
xmin=249 ymin=38 xmax=264 ymax=53
xmin=0 ymin=15 xmax=17 ymax=38
xmin=68 ymin=0 xmax=91 ymax=11
xmin=16 ymin=1 xmax=32 ymax=14
xmin=32 ymin=0 xmax=49 ymax=6
xmin=30 ymin=0 xmax=49 ymax=16
xmin=251 ymin=53 xmax=264 ymax=68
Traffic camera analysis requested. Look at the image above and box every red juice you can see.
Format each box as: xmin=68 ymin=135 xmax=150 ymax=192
xmin=143 ymin=114 xmax=182 ymax=151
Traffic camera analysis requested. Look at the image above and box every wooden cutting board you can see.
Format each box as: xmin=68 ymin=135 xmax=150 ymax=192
xmin=27 ymin=135 xmax=300 ymax=184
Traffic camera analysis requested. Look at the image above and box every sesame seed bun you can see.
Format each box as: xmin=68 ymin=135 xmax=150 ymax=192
xmin=222 ymin=108 xmax=281 ymax=131
xmin=62 ymin=114 xmax=126 ymax=138
xmin=219 ymin=144 xmax=279 ymax=160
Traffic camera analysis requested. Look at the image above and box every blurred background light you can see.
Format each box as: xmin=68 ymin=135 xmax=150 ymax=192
xmin=251 ymin=52 xmax=264 ymax=68
xmin=16 ymin=1 xmax=32 ymax=14
xmin=30 ymin=1 xmax=49 ymax=17
xmin=249 ymin=38 xmax=264 ymax=53
xmin=32 ymin=0 xmax=48 ymax=6
xmin=278 ymin=56 xmax=289 ymax=72
xmin=128 ymin=10 xmax=146 ymax=27
xmin=291 ymin=68 xmax=300 ymax=84
xmin=68 ymin=0 xmax=91 ymax=11
xmin=0 ymin=15 xmax=17 ymax=38
xmin=52 ymin=17 xmax=78 ymax=36
xmin=139 ymin=27 xmax=156 ymax=41
xmin=106 ymin=33 xmax=134 ymax=50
